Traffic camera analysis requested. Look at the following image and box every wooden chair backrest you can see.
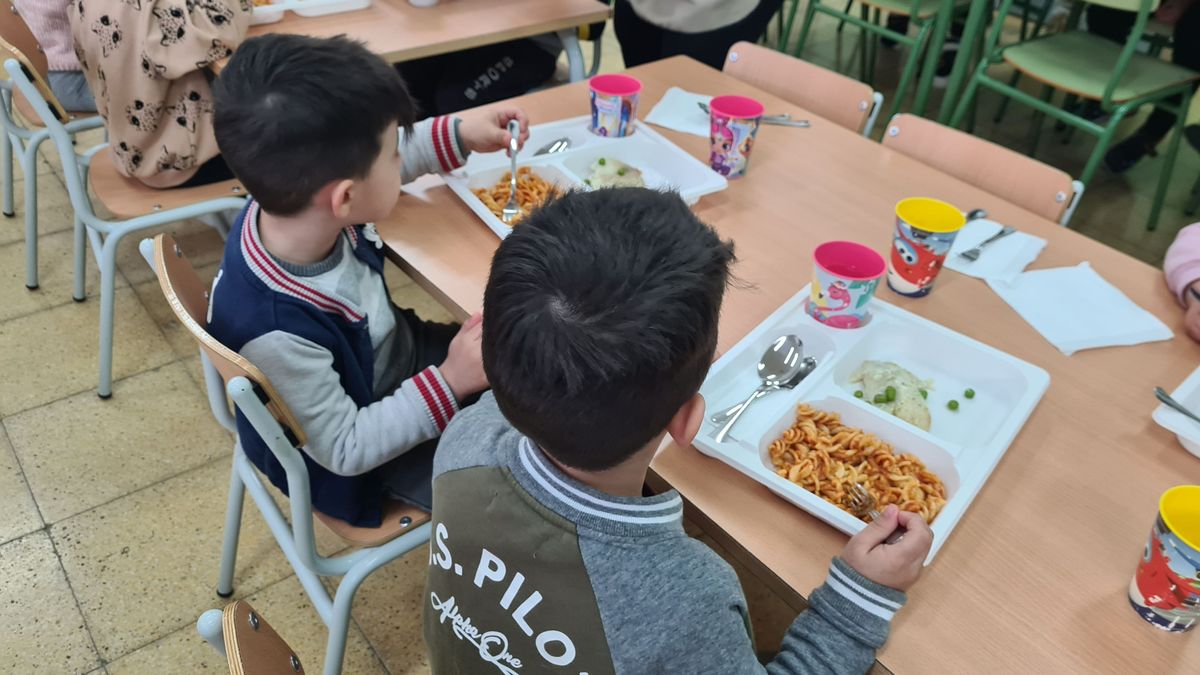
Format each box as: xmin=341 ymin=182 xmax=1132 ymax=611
xmin=882 ymin=114 xmax=1076 ymax=223
xmin=723 ymin=41 xmax=874 ymax=134
xmin=0 ymin=1 xmax=67 ymax=122
xmin=221 ymin=601 xmax=304 ymax=675
xmin=152 ymin=233 xmax=308 ymax=447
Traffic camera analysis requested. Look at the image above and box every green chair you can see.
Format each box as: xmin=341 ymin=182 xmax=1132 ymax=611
xmin=950 ymin=0 xmax=1200 ymax=231
xmin=785 ymin=0 xmax=966 ymax=120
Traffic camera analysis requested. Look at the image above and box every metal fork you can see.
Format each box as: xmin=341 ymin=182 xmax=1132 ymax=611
xmin=958 ymin=226 xmax=1016 ymax=262
xmin=500 ymin=119 xmax=522 ymax=224
xmin=846 ymin=484 xmax=906 ymax=544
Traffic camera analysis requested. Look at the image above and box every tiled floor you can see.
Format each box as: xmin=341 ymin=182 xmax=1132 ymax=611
xmin=1 ymin=10 xmax=1195 ymax=675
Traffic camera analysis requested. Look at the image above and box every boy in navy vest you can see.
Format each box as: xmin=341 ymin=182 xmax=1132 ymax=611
xmin=206 ymin=34 xmax=528 ymax=527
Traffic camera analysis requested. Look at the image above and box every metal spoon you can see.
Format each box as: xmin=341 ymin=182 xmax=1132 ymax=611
xmin=714 ymin=335 xmax=806 ymax=443
xmin=966 ymin=208 xmax=988 ymax=221
xmin=500 ymin=119 xmax=522 ymax=224
xmin=534 ymin=137 xmax=571 ymax=155
xmin=710 ymin=356 xmax=817 ymax=424
xmin=1155 ymin=387 xmax=1200 ymax=426
xmin=698 ymin=101 xmax=810 ymax=128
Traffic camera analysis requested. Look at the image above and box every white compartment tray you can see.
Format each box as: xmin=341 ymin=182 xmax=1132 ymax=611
xmin=1153 ymin=365 xmax=1200 ymax=459
xmin=694 ymin=287 xmax=1050 ymax=562
xmin=250 ymin=0 xmax=371 ymax=25
xmin=443 ymin=116 xmax=727 ymax=239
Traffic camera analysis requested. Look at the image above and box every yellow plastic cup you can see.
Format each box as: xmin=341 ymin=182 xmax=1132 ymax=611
xmin=1128 ymin=485 xmax=1200 ymax=632
xmin=885 ymin=197 xmax=966 ymax=297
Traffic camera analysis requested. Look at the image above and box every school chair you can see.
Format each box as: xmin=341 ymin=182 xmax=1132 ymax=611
xmin=198 ymin=600 xmax=306 ymax=675
xmin=723 ymin=41 xmax=884 ymax=137
xmin=140 ymin=234 xmax=432 ymax=675
xmin=0 ymin=52 xmax=246 ymax=398
xmin=786 ymin=0 xmax=971 ymax=120
xmin=883 ymin=113 xmax=1085 ymax=225
xmin=949 ymin=0 xmax=1200 ymax=231
xmin=0 ymin=1 xmax=104 ymax=290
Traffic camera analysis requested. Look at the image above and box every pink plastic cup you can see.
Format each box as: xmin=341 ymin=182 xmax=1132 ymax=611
xmin=808 ymin=241 xmax=886 ymax=329
xmin=709 ymin=94 xmax=764 ymax=179
xmin=589 ymin=74 xmax=642 ymax=137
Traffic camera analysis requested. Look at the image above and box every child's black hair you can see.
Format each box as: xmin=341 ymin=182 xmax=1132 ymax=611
xmin=212 ymin=34 xmax=416 ymax=215
xmin=483 ymin=188 xmax=735 ymax=471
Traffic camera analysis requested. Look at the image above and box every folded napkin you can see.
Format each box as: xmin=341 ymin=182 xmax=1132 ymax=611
xmin=987 ymin=262 xmax=1173 ymax=355
xmin=645 ymin=87 xmax=712 ymax=137
xmin=945 ymin=220 xmax=1047 ymax=284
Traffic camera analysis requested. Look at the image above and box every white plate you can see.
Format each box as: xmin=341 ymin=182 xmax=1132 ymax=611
xmin=250 ymin=0 xmax=370 ymax=23
xmin=1152 ymin=366 xmax=1200 ymax=459
xmin=444 ymin=116 xmax=727 ymax=239
xmin=694 ymin=287 xmax=1050 ymax=563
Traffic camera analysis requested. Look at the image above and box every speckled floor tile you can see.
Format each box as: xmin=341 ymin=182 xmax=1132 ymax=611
xmin=391 ymin=282 xmax=455 ymax=325
xmin=114 ymin=219 xmax=229 ymax=287
xmin=106 ymin=575 xmax=385 ymax=675
xmin=0 ymin=175 xmax=77 ymax=247
xmin=336 ymin=546 xmax=431 ymax=675
xmin=0 ymin=532 xmax=99 ymax=674
xmin=0 ymin=424 xmax=41 ymax=545
xmin=50 ymin=458 xmax=298 ymax=661
xmin=5 ymin=362 xmax=233 ymax=524
xmin=0 ymin=229 xmax=118 ymax=324
xmin=0 ymin=286 xmax=176 ymax=416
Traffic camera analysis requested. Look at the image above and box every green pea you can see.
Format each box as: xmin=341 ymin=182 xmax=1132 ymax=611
xmin=584 ymin=179 xmax=592 ymax=186
xmin=964 ymin=388 xmax=976 ymax=399
xmin=873 ymin=394 xmax=887 ymax=404
xmin=947 ymin=400 xmax=959 ymax=411
xmin=885 ymin=386 xmax=896 ymax=402
xmin=919 ymin=389 xmax=928 ymax=399
xmin=854 ymin=390 xmax=864 ymax=399
xmin=617 ymin=167 xmax=626 ymax=176
xmin=598 ymin=157 xmax=606 ymax=165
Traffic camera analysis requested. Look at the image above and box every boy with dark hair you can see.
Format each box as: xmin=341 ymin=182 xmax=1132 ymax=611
xmin=424 ymin=188 xmax=933 ymax=673
xmin=206 ymin=34 xmax=529 ymax=527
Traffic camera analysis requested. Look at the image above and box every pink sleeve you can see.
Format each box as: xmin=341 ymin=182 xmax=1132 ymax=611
xmin=1165 ymin=222 xmax=1200 ymax=305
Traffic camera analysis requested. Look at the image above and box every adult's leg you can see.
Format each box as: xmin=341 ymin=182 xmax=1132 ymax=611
xmin=1085 ymin=4 xmax=1135 ymax=43
xmin=426 ymin=39 xmax=561 ymax=115
xmin=613 ymin=0 xmax=667 ymax=68
xmin=658 ymin=0 xmax=786 ymax=70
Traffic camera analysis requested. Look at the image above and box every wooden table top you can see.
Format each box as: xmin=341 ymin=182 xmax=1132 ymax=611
xmin=376 ymin=56 xmax=1200 ymax=673
xmin=241 ymin=0 xmax=609 ymax=64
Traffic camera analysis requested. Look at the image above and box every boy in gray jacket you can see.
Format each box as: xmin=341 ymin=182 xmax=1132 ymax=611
xmin=424 ymin=188 xmax=934 ymax=673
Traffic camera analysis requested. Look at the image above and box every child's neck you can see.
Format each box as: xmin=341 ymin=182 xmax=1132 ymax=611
xmin=543 ymin=442 xmax=658 ymax=498
xmin=258 ymin=207 xmax=345 ymax=267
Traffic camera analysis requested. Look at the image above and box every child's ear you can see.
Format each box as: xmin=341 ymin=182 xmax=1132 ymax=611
xmin=328 ymin=179 xmax=356 ymax=219
xmin=666 ymin=394 xmax=706 ymax=448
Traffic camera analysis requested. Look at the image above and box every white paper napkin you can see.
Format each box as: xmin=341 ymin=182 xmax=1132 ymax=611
xmin=987 ymin=262 xmax=1173 ymax=355
xmin=944 ymin=219 xmax=1047 ymax=284
xmin=644 ymin=87 xmax=712 ymax=137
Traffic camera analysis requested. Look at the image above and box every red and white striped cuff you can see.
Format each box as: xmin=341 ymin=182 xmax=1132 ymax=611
xmin=431 ymin=116 xmax=466 ymax=173
xmin=412 ymin=366 xmax=460 ymax=433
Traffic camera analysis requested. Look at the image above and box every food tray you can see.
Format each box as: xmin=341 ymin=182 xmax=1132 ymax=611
xmin=694 ymin=287 xmax=1050 ymax=562
xmin=250 ymin=0 xmax=371 ymax=25
xmin=443 ymin=115 xmax=728 ymax=239
xmin=1153 ymin=366 xmax=1200 ymax=459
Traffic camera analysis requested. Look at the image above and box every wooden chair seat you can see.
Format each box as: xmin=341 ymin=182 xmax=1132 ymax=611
xmin=90 ymin=147 xmax=245 ymax=218
xmin=314 ymin=500 xmax=431 ymax=548
xmin=222 ymin=600 xmax=304 ymax=675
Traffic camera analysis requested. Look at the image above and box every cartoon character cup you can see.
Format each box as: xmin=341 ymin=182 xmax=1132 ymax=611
xmin=708 ymin=95 xmax=764 ymax=179
xmin=886 ymin=197 xmax=966 ymax=297
xmin=1128 ymin=485 xmax=1200 ymax=633
xmin=589 ymin=74 xmax=641 ymax=138
xmin=808 ymin=241 xmax=886 ymax=329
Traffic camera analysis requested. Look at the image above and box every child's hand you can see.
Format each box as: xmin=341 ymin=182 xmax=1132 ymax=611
xmin=840 ymin=505 xmax=933 ymax=592
xmin=439 ymin=313 xmax=488 ymax=403
xmin=1185 ymin=283 xmax=1200 ymax=343
xmin=458 ymin=108 xmax=530 ymax=155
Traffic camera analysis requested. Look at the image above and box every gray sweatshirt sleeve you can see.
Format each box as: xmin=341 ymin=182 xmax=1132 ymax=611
xmin=239 ymin=330 xmax=460 ymax=476
xmin=400 ymin=116 xmax=468 ymax=184
xmin=656 ymin=553 xmax=903 ymax=674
